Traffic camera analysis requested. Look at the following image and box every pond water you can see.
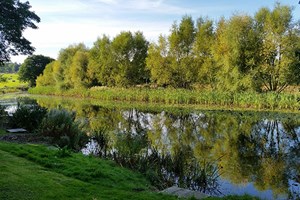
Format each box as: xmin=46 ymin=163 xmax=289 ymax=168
xmin=2 ymin=96 xmax=300 ymax=199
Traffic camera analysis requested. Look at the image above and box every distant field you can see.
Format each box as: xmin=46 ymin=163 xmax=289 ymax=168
xmin=0 ymin=74 xmax=28 ymax=93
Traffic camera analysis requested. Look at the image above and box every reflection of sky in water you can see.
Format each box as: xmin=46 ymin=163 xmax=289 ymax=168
xmin=289 ymin=180 xmax=300 ymax=200
xmin=0 ymin=99 xmax=18 ymax=115
xmin=5 ymin=105 xmax=17 ymax=116
xmin=219 ymin=179 xmax=287 ymax=200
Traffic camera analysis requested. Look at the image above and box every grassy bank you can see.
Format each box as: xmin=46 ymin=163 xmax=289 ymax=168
xmin=29 ymin=86 xmax=299 ymax=111
xmin=0 ymin=141 xmax=177 ymax=200
xmin=0 ymin=141 xmax=259 ymax=200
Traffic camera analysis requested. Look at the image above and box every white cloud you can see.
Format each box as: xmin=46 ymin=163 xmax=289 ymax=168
xmin=94 ymin=0 xmax=118 ymax=5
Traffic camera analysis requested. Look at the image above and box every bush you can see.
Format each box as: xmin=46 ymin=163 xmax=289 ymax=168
xmin=10 ymin=104 xmax=47 ymax=132
xmin=0 ymin=105 xmax=8 ymax=128
xmin=39 ymin=109 xmax=87 ymax=150
xmin=0 ymin=74 xmax=8 ymax=82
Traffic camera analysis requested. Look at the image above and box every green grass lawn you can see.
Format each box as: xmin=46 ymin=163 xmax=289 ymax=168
xmin=0 ymin=141 xmax=179 ymax=200
xmin=0 ymin=74 xmax=28 ymax=93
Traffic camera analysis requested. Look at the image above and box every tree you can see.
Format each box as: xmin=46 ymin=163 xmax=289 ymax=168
xmin=147 ymin=16 xmax=197 ymax=88
xmin=109 ymin=31 xmax=149 ymax=87
xmin=18 ymin=55 xmax=54 ymax=86
xmin=88 ymin=35 xmax=113 ymax=86
xmin=0 ymin=0 xmax=40 ymax=64
xmin=69 ymin=51 xmax=89 ymax=88
xmin=193 ymin=17 xmax=217 ymax=89
xmin=254 ymin=3 xmax=300 ymax=92
xmin=168 ymin=16 xmax=196 ymax=88
xmin=0 ymin=62 xmax=20 ymax=73
xmin=36 ymin=61 xmax=56 ymax=86
xmin=146 ymin=35 xmax=173 ymax=87
xmin=212 ymin=15 xmax=261 ymax=92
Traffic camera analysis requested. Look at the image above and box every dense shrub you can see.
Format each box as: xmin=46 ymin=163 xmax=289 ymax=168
xmin=0 ymin=105 xmax=8 ymax=128
xmin=10 ymin=104 xmax=47 ymax=132
xmin=39 ymin=109 xmax=87 ymax=150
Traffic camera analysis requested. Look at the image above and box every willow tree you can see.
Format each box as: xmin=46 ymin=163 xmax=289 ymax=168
xmin=36 ymin=44 xmax=88 ymax=89
xmin=254 ymin=3 xmax=300 ymax=92
xmin=193 ymin=17 xmax=216 ymax=89
xmin=110 ymin=31 xmax=149 ymax=87
xmin=69 ymin=50 xmax=90 ymax=88
xmin=88 ymin=35 xmax=113 ymax=86
xmin=212 ymin=15 xmax=261 ymax=92
xmin=36 ymin=61 xmax=55 ymax=86
xmin=168 ymin=15 xmax=196 ymax=88
xmin=146 ymin=35 xmax=172 ymax=86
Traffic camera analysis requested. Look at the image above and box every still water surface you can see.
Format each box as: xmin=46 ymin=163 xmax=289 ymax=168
xmin=2 ymin=96 xmax=300 ymax=199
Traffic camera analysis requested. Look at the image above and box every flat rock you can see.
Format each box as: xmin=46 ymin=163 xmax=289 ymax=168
xmin=6 ymin=128 xmax=27 ymax=133
xmin=161 ymin=186 xmax=208 ymax=199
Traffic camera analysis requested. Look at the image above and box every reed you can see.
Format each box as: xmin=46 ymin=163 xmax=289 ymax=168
xmin=29 ymin=86 xmax=300 ymax=111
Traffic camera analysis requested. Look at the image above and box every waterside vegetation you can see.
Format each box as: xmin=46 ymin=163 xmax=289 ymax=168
xmin=35 ymin=3 xmax=300 ymax=94
xmin=29 ymin=86 xmax=300 ymax=111
xmin=30 ymin=3 xmax=300 ymax=112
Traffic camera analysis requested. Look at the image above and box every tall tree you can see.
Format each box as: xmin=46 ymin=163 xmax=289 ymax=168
xmin=146 ymin=35 xmax=172 ymax=87
xmin=110 ymin=31 xmax=149 ymax=87
xmin=0 ymin=0 xmax=40 ymax=64
xmin=69 ymin=51 xmax=89 ymax=88
xmin=57 ymin=44 xmax=87 ymax=89
xmin=88 ymin=35 xmax=113 ymax=86
xmin=36 ymin=61 xmax=56 ymax=86
xmin=18 ymin=55 xmax=54 ymax=86
xmin=212 ymin=15 xmax=261 ymax=92
xmin=193 ymin=17 xmax=217 ymax=89
xmin=254 ymin=3 xmax=300 ymax=92
xmin=168 ymin=16 xmax=196 ymax=88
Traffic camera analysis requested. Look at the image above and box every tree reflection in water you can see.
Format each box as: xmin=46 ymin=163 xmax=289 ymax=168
xmin=33 ymin=97 xmax=300 ymax=199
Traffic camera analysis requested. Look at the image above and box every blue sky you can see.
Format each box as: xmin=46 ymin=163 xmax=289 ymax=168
xmin=13 ymin=0 xmax=300 ymax=63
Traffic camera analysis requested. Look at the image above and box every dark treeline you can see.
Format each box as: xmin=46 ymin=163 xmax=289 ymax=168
xmin=0 ymin=62 xmax=20 ymax=73
xmin=37 ymin=3 xmax=300 ymax=92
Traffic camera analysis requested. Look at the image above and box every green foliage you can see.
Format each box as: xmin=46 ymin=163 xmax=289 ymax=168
xmin=29 ymin=86 xmax=300 ymax=111
xmin=0 ymin=73 xmax=29 ymax=93
xmin=0 ymin=105 xmax=8 ymax=128
xmin=36 ymin=3 xmax=300 ymax=93
xmin=9 ymin=104 xmax=47 ymax=132
xmin=253 ymin=3 xmax=300 ymax=92
xmin=0 ymin=62 xmax=20 ymax=73
xmin=0 ymin=74 xmax=8 ymax=82
xmin=146 ymin=35 xmax=173 ymax=86
xmin=88 ymin=35 xmax=113 ymax=86
xmin=213 ymin=15 xmax=260 ymax=92
xmin=36 ymin=61 xmax=55 ymax=86
xmin=88 ymin=31 xmax=149 ymax=87
xmin=37 ymin=44 xmax=89 ymax=90
xmin=39 ymin=109 xmax=87 ymax=150
xmin=194 ymin=17 xmax=216 ymax=89
xmin=18 ymin=55 xmax=54 ymax=87
xmin=0 ymin=0 xmax=40 ymax=64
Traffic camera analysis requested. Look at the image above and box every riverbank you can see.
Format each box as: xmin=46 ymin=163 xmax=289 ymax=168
xmin=0 ymin=141 xmax=178 ymax=200
xmin=29 ymin=86 xmax=300 ymax=112
xmin=0 ymin=139 xmax=260 ymax=200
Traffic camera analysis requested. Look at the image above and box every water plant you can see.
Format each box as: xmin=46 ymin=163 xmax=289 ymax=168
xmin=39 ymin=109 xmax=87 ymax=150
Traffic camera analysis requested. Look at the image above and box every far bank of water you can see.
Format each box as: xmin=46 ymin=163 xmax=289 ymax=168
xmin=29 ymin=86 xmax=300 ymax=112
xmin=1 ymin=94 xmax=300 ymax=200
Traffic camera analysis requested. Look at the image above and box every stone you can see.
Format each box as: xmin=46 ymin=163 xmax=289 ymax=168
xmin=161 ymin=186 xmax=208 ymax=199
xmin=6 ymin=128 xmax=27 ymax=133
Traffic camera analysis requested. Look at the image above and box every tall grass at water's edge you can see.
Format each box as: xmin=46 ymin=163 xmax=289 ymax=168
xmin=29 ymin=86 xmax=300 ymax=111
